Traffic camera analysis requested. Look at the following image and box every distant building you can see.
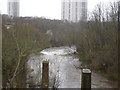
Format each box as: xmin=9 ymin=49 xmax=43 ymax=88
xmin=8 ymin=0 xmax=19 ymax=17
xmin=61 ymin=0 xmax=87 ymax=22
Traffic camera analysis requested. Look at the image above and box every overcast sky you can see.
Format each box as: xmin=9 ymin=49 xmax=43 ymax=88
xmin=0 ymin=0 xmax=118 ymax=19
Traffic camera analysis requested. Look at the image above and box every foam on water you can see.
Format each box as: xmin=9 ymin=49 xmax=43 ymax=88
xmin=40 ymin=46 xmax=77 ymax=55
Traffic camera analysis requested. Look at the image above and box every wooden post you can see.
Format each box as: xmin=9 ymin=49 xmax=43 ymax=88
xmin=41 ymin=61 xmax=49 ymax=88
xmin=81 ymin=69 xmax=91 ymax=90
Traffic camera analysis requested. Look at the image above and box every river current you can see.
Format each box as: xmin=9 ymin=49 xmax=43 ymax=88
xmin=26 ymin=46 xmax=114 ymax=88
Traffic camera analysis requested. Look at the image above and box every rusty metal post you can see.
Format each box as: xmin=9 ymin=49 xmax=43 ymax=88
xmin=81 ymin=69 xmax=91 ymax=90
xmin=41 ymin=61 xmax=49 ymax=88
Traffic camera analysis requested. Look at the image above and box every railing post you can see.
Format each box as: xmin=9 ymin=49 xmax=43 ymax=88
xmin=81 ymin=69 xmax=91 ymax=90
xmin=41 ymin=61 xmax=49 ymax=88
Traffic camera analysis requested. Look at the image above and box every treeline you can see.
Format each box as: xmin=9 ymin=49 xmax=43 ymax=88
xmin=51 ymin=2 xmax=118 ymax=82
xmin=2 ymin=1 xmax=118 ymax=88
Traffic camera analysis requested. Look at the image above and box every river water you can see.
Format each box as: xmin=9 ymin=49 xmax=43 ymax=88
xmin=26 ymin=46 xmax=114 ymax=88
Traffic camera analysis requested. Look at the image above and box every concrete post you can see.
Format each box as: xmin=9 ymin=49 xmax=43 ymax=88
xmin=41 ymin=61 xmax=49 ymax=88
xmin=81 ymin=69 xmax=91 ymax=90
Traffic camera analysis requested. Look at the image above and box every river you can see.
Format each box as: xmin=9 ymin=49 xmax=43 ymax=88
xmin=26 ymin=46 xmax=114 ymax=88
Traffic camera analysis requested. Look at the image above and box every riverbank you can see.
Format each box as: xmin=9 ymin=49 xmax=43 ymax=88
xmin=26 ymin=46 xmax=115 ymax=88
xmin=78 ymin=56 xmax=118 ymax=88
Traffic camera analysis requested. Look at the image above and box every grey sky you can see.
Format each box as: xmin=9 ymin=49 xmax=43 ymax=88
xmin=0 ymin=0 xmax=117 ymax=19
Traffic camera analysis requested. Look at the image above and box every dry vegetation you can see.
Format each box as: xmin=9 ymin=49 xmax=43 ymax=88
xmin=2 ymin=1 xmax=119 ymax=88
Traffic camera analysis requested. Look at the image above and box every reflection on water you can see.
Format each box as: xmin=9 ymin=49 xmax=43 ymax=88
xmin=26 ymin=46 xmax=113 ymax=88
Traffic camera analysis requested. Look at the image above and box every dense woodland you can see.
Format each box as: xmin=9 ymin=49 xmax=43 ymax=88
xmin=2 ymin=2 xmax=118 ymax=88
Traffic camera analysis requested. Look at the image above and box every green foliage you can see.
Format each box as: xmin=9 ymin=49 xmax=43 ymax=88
xmin=79 ymin=58 xmax=85 ymax=62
